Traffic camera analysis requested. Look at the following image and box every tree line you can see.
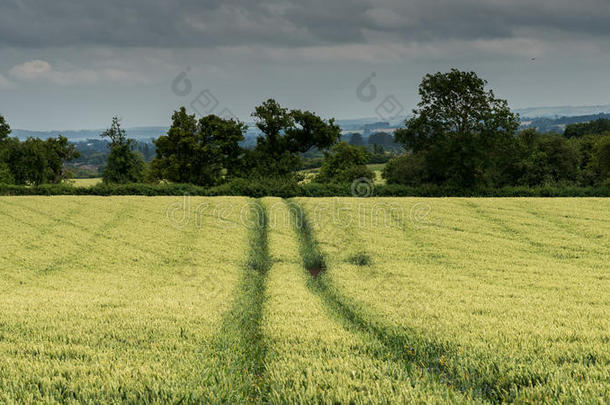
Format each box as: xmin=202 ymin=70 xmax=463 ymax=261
xmin=0 ymin=117 xmax=79 ymax=185
xmin=382 ymin=70 xmax=610 ymax=188
xmin=1 ymin=69 xmax=609 ymax=190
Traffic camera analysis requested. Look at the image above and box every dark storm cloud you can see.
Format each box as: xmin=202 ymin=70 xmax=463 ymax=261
xmin=0 ymin=0 xmax=367 ymax=47
xmin=1 ymin=0 xmax=609 ymax=48
xmin=368 ymin=0 xmax=610 ymax=42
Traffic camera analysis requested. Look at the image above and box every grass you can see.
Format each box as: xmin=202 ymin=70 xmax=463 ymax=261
xmin=211 ymin=199 xmax=271 ymax=402
xmin=298 ymin=163 xmax=386 ymax=185
xmin=367 ymin=163 xmax=386 ymax=185
xmin=0 ymin=196 xmax=608 ymax=403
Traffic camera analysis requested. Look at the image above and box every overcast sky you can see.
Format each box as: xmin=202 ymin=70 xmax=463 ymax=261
xmin=1 ymin=0 xmax=610 ymax=130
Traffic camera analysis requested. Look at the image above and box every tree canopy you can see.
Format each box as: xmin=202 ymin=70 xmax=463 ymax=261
xmin=100 ymin=117 xmax=144 ymax=184
xmin=247 ymin=99 xmax=341 ymax=177
xmin=151 ymin=107 xmax=247 ymax=186
xmin=394 ymin=69 xmax=520 ymax=187
xmin=564 ymin=118 xmax=610 ymax=138
xmin=314 ymin=142 xmax=374 ymax=184
xmin=0 ymin=115 xmax=10 ymax=141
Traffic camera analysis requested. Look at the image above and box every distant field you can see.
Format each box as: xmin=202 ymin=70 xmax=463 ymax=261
xmin=299 ymin=163 xmax=386 ymax=184
xmin=68 ymin=178 xmax=102 ymax=187
xmin=0 ymin=196 xmax=608 ymax=403
xmin=366 ymin=163 xmax=386 ymax=172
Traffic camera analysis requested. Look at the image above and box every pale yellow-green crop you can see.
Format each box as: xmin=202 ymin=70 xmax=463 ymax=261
xmin=0 ymin=196 xmax=251 ymax=403
xmin=0 ymin=196 xmax=608 ymax=403
xmin=297 ymin=197 xmax=610 ymax=403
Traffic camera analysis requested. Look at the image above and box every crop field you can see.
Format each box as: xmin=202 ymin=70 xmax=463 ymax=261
xmin=0 ymin=196 xmax=609 ymax=403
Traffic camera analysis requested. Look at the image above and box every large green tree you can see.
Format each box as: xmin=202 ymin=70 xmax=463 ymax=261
xmin=151 ymin=108 xmax=247 ymax=186
xmin=43 ymin=136 xmax=80 ymax=184
xmin=101 ymin=117 xmax=144 ymax=184
xmin=246 ymin=99 xmax=341 ymax=177
xmin=394 ymin=70 xmax=520 ymax=188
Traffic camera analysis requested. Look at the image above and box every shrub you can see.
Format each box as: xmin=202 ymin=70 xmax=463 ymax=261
xmin=1 ymin=181 xmax=609 ymax=197
xmin=383 ymin=153 xmax=428 ymax=186
xmin=0 ymin=162 xmax=14 ymax=184
xmin=314 ymin=142 xmax=374 ymax=184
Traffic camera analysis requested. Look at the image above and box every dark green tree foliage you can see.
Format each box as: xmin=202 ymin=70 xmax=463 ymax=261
xmin=382 ymin=153 xmax=428 ymax=186
xmin=593 ymin=135 xmax=610 ymax=181
xmin=0 ymin=115 xmax=80 ymax=185
xmin=0 ymin=115 xmax=10 ymax=142
xmin=246 ymin=99 xmax=341 ymax=177
xmin=564 ymin=118 xmax=610 ymax=138
xmin=514 ymin=132 xmax=579 ymax=186
xmin=151 ymin=108 xmax=246 ymax=186
xmin=394 ymin=69 xmax=520 ymax=188
xmin=314 ymin=142 xmax=374 ymax=184
xmin=43 ymin=136 xmax=81 ymax=184
xmin=101 ymin=117 xmax=144 ymax=184
xmin=0 ymin=115 xmax=13 ymax=183
xmin=4 ymin=137 xmax=79 ymax=186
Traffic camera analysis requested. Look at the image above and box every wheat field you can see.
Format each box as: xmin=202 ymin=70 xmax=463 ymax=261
xmin=0 ymin=196 xmax=608 ymax=403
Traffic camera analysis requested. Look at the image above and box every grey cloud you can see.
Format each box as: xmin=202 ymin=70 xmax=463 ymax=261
xmin=378 ymin=0 xmax=610 ymax=41
xmin=1 ymin=0 xmax=610 ymax=48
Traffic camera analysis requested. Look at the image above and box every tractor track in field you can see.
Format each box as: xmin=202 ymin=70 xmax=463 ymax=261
xmin=285 ymin=198 xmax=548 ymax=404
xmin=212 ymin=199 xmax=271 ymax=403
xmin=39 ymin=201 xmax=138 ymax=274
xmin=0 ymin=198 xmax=137 ymax=274
xmin=0 ymin=197 xmax=197 ymax=266
xmin=456 ymin=200 xmax=575 ymax=261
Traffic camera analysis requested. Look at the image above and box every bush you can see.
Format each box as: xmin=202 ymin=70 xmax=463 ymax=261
xmin=1 ymin=181 xmax=609 ymax=197
xmin=383 ymin=153 xmax=428 ymax=186
xmin=314 ymin=142 xmax=374 ymax=184
xmin=595 ymin=135 xmax=610 ymax=180
xmin=0 ymin=162 xmax=14 ymax=184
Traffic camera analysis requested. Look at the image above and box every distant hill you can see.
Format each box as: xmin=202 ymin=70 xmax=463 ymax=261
xmin=11 ymin=117 xmax=409 ymax=143
xmin=515 ymin=104 xmax=610 ymax=118
xmin=11 ymin=106 xmax=610 ymax=141
xmin=11 ymin=127 xmax=168 ymax=141
xmin=521 ymin=113 xmax=610 ymax=133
